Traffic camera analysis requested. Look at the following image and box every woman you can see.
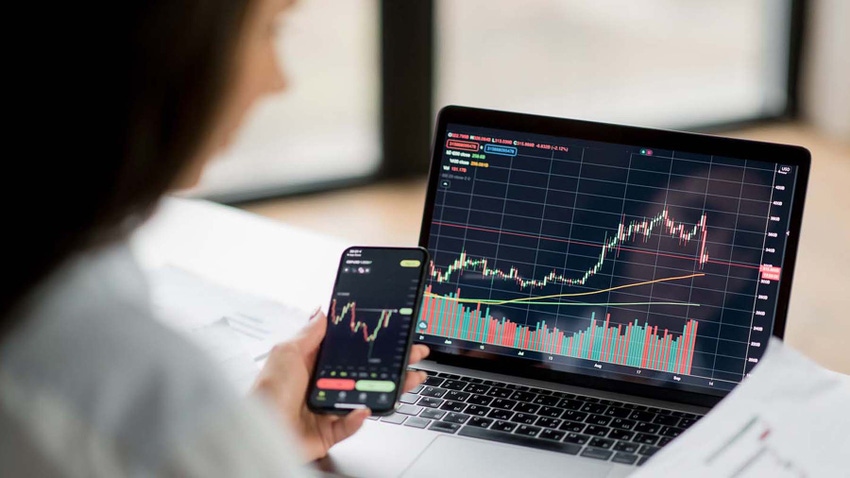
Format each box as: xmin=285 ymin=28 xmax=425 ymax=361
xmin=0 ymin=0 xmax=429 ymax=475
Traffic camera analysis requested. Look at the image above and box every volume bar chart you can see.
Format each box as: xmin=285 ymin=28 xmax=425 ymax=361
xmin=420 ymin=287 xmax=699 ymax=375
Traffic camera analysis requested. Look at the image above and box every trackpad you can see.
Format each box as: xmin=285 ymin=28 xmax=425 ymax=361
xmin=401 ymin=436 xmax=613 ymax=477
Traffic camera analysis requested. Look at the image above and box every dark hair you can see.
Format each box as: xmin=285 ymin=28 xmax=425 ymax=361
xmin=2 ymin=0 xmax=254 ymax=333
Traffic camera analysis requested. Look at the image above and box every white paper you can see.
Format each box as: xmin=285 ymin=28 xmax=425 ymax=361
xmin=147 ymin=266 xmax=310 ymax=389
xmin=633 ymin=338 xmax=850 ymax=477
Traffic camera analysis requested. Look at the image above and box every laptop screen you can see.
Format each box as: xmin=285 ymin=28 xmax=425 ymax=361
xmin=417 ymin=121 xmax=803 ymax=398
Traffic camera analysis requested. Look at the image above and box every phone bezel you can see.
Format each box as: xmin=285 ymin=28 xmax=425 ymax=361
xmin=307 ymin=246 xmax=430 ymax=416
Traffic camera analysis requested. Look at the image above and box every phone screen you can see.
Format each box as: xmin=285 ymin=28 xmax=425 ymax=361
xmin=308 ymin=247 xmax=428 ymax=414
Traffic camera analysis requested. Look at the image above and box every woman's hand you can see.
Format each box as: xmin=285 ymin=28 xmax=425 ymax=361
xmin=251 ymin=308 xmax=430 ymax=461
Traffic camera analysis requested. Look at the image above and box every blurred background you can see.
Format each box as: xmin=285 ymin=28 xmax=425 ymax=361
xmin=180 ymin=0 xmax=847 ymax=369
xmin=188 ymin=0 xmax=846 ymax=203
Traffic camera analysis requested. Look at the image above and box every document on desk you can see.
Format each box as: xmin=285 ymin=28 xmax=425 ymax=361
xmin=633 ymin=337 xmax=850 ymax=477
xmin=147 ymin=266 xmax=311 ymax=391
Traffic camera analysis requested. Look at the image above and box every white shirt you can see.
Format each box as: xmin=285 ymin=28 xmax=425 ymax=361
xmin=0 ymin=243 xmax=309 ymax=477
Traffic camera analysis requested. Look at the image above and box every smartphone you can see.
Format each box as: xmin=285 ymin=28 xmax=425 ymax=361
xmin=307 ymin=246 xmax=429 ymax=415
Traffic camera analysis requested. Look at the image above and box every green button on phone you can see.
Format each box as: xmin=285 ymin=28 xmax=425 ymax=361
xmin=355 ymin=380 xmax=396 ymax=392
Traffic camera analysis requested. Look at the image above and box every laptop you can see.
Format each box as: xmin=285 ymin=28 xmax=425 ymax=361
xmin=317 ymin=106 xmax=811 ymax=477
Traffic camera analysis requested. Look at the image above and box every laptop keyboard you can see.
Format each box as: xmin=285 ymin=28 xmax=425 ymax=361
xmin=373 ymin=370 xmax=703 ymax=466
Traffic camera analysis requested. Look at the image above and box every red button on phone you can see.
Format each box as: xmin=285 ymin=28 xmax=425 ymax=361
xmin=316 ymin=378 xmax=356 ymax=390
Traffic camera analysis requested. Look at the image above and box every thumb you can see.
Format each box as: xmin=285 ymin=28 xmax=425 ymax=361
xmin=295 ymin=309 xmax=327 ymax=358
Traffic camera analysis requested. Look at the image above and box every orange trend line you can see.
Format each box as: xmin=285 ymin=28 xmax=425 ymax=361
xmin=425 ymin=272 xmax=705 ymax=306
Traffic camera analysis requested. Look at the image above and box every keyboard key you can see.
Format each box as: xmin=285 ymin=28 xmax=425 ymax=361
xmin=491 ymin=420 xmax=517 ymax=432
xmin=529 ymin=387 xmax=550 ymax=395
xmin=608 ymin=429 xmax=634 ymax=441
xmin=468 ymin=417 xmax=494 ymax=428
xmin=629 ymin=411 xmax=656 ymax=422
xmin=679 ymin=417 xmax=697 ymax=428
xmin=584 ymin=425 xmax=611 ymax=437
xmin=646 ymin=407 xmax=662 ymax=414
xmin=537 ymin=406 xmax=564 ymax=418
xmin=653 ymin=414 xmax=681 ymax=426
xmin=468 ymin=378 xmax=483 ymax=384
xmin=561 ymin=410 xmax=589 ymax=422
xmin=551 ymin=392 xmax=574 ymax=399
xmin=486 ymin=387 xmax=512 ymax=399
xmin=604 ymin=407 xmax=632 ymax=418
xmin=600 ymin=399 xmax=618 ymax=406
xmin=559 ymin=421 xmax=586 ymax=433
xmin=420 ymin=409 xmax=445 ymax=420
xmin=464 ymin=405 xmax=491 ymax=416
xmin=557 ymin=399 xmax=583 ymax=410
xmin=580 ymin=447 xmax=613 ymax=461
xmin=404 ymin=417 xmax=431 ymax=429
xmin=585 ymin=414 xmax=612 ymax=426
xmin=420 ymin=387 xmax=446 ymax=399
xmin=563 ymin=433 xmax=590 ymax=445
xmin=514 ymin=403 xmax=540 ymax=414
xmin=429 ymin=421 xmax=461 ymax=433
xmin=424 ymin=376 xmax=445 ymax=387
xmin=458 ymin=426 xmax=581 ymax=455
xmin=539 ymin=429 xmax=566 ymax=441
xmin=439 ymin=400 xmax=467 ymax=413
xmin=583 ymin=397 xmax=600 ymax=403
xmin=510 ymin=413 xmax=537 ymax=425
xmin=410 ymin=385 xmax=424 ymax=394
xmin=442 ymin=380 xmax=467 ymax=390
xmin=589 ymin=437 xmax=614 ymax=449
xmin=510 ymin=391 xmax=536 ymax=402
xmin=659 ymin=426 xmax=684 ymax=438
xmin=634 ymin=422 xmax=660 ymax=434
xmin=491 ymin=399 xmax=517 ymax=410
xmin=535 ymin=417 xmax=561 ymax=429
xmin=612 ymin=452 xmax=639 ymax=465
xmin=380 ymin=413 xmax=407 ymax=425
xmin=638 ymin=445 xmax=660 ymax=457
xmin=613 ymin=441 xmax=639 ymax=453
xmin=439 ymin=373 xmax=460 ymax=379
xmin=637 ymin=456 xmax=650 ymax=466
xmin=487 ymin=409 xmax=513 ymax=420
xmin=443 ymin=412 xmax=469 ymax=424
xmin=658 ymin=437 xmax=673 ymax=447
xmin=417 ymin=397 xmax=444 ymax=408
xmin=422 ymin=369 xmax=437 ymax=376
xmin=464 ymin=383 xmax=490 ymax=395
xmin=397 ymin=404 xmax=423 ymax=416
xmin=445 ymin=390 xmax=471 ymax=402
xmin=399 ymin=393 xmax=419 ymax=404
xmin=481 ymin=380 xmax=497 ymax=386
xmin=506 ymin=384 xmax=529 ymax=391
xmin=515 ymin=425 xmax=541 ymax=437
xmin=580 ymin=403 xmax=608 ymax=414
xmin=610 ymin=418 xmax=636 ymax=430
xmin=634 ymin=433 xmax=659 ymax=445
xmin=466 ymin=394 xmax=493 ymax=406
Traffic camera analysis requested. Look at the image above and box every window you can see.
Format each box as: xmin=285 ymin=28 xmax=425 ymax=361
xmin=436 ymin=0 xmax=794 ymax=128
xmin=192 ymin=0 xmax=380 ymax=202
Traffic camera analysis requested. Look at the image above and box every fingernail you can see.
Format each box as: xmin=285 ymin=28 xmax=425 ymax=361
xmin=309 ymin=306 xmax=322 ymax=320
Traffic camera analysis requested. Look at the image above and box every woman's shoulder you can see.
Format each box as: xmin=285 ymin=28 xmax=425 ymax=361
xmin=0 ymin=243 xmax=253 ymax=475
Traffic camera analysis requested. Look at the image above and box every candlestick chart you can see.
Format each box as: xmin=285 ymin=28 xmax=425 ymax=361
xmin=330 ymin=299 xmax=396 ymax=359
xmin=418 ymin=124 xmax=799 ymax=391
